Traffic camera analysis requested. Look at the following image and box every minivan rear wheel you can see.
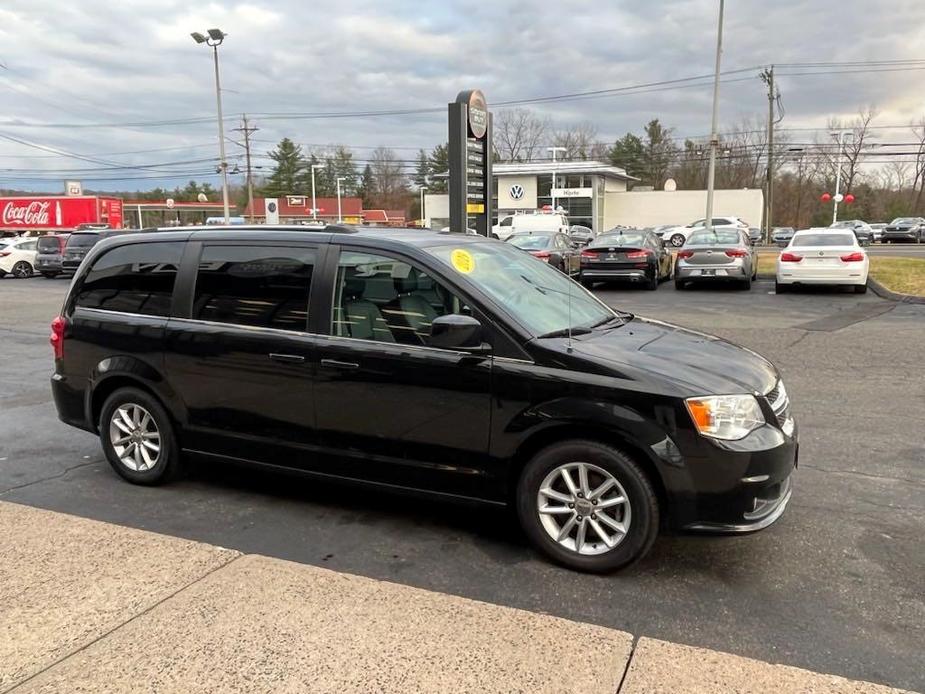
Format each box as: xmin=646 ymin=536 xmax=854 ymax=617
xmin=516 ymin=440 xmax=659 ymax=573
xmin=99 ymin=387 xmax=180 ymax=485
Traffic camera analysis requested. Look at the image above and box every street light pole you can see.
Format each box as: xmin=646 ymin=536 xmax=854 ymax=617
xmin=420 ymin=185 xmax=428 ymax=227
xmin=547 ymin=146 xmax=566 ymax=213
xmin=832 ymin=131 xmax=852 ymax=224
xmin=191 ymin=29 xmax=230 ymax=224
xmin=311 ymin=163 xmax=323 ymax=220
xmin=704 ymin=0 xmax=725 ymax=233
xmin=336 ymin=176 xmax=346 ymax=223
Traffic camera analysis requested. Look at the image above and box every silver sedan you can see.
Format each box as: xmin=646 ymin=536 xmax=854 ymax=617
xmin=675 ymin=227 xmax=758 ymax=290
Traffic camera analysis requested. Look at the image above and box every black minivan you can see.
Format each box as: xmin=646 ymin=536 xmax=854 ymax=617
xmin=50 ymin=225 xmax=797 ymax=572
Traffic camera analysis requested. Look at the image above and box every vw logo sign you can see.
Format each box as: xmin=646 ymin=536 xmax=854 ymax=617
xmin=509 ymin=184 xmax=525 ymax=200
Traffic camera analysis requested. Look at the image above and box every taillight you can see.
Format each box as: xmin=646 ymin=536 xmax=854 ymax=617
xmin=580 ymin=250 xmax=598 ymax=258
xmin=677 ymin=250 xmax=694 ymax=259
xmin=624 ymin=250 xmax=653 ymax=259
xmin=780 ymin=252 xmax=803 ymax=262
xmin=530 ymin=251 xmax=551 ymax=262
xmin=725 ymin=249 xmax=747 ymax=258
xmin=50 ymin=316 xmax=66 ymax=360
xmin=840 ymin=251 xmax=865 ymax=262
xmin=0 ymin=250 xmax=10 ymax=258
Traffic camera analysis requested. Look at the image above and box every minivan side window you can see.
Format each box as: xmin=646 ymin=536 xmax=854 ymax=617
xmin=500 ymin=217 xmax=513 ymax=226
xmin=192 ymin=245 xmax=315 ymax=332
xmin=332 ymin=250 xmax=464 ymax=345
xmin=75 ymin=242 xmax=183 ymax=317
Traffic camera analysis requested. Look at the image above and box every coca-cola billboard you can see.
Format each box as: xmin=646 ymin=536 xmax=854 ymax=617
xmin=0 ymin=196 xmax=123 ymax=230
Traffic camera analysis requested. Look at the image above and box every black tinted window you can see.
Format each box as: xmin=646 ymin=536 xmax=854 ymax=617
xmin=76 ymin=242 xmax=182 ymax=316
xmin=193 ymin=245 xmax=314 ymax=331
xmin=66 ymin=233 xmax=100 ymax=249
xmin=37 ymin=237 xmax=60 ymax=252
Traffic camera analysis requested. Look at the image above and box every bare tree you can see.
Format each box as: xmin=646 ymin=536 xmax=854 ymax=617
xmin=493 ymin=108 xmax=550 ymax=162
xmin=552 ymin=122 xmax=606 ymax=160
xmin=368 ymin=147 xmax=408 ymax=209
xmin=912 ymin=118 xmax=925 ymax=214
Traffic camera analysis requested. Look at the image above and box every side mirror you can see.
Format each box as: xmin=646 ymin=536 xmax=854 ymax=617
xmin=428 ymin=314 xmax=489 ymax=352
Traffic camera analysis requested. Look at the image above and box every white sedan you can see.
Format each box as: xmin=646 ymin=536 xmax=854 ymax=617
xmin=775 ymin=228 xmax=869 ymax=294
xmin=0 ymin=236 xmax=39 ymax=279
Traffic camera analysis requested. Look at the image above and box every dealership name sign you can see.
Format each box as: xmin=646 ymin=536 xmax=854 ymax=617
xmin=551 ymin=187 xmax=592 ymax=198
xmin=448 ymin=89 xmax=493 ymax=236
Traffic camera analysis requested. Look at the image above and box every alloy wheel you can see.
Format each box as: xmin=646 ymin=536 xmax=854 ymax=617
xmin=109 ymin=403 xmax=161 ymax=471
xmin=536 ymin=462 xmax=632 ymax=556
xmin=12 ymin=261 xmax=32 ymax=279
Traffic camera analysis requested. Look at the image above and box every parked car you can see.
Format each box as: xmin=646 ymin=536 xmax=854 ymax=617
xmin=675 ymin=228 xmax=758 ymax=290
xmin=775 ymin=228 xmax=868 ymax=294
xmin=568 ymin=224 xmax=595 ymax=247
xmin=493 ymin=212 xmax=569 ymax=241
xmin=50 ymin=225 xmax=797 ymax=573
xmin=579 ymin=229 xmax=672 ymax=290
xmin=747 ymin=227 xmax=763 ymax=245
xmin=61 ymin=229 xmax=127 ymax=273
xmin=881 ymin=217 xmax=925 ymax=244
xmin=35 ymin=233 xmax=70 ymax=278
xmin=829 ymin=220 xmax=873 ymax=246
xmin=660 ymin=216 xmax=751 ymax=248
xmin=507 ymin=231 xmax=580 ymax=276
xmin=868 ymin=223 xmax=886 ymax=243
xmin=772 ymin=227 xmax=796 ymax=246
xmin=0 ymin=236 xmax=38 ymax=278
xmin=650 ymin=224 xmax=676 ymax=240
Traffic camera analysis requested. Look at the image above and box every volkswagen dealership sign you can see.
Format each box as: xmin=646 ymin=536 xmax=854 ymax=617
xmin=509 ymin=184 xmax=525 ymax=200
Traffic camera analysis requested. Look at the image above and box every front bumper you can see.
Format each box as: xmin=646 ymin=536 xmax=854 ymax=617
xmin=882 ymin=232 xmax=917 ymax=242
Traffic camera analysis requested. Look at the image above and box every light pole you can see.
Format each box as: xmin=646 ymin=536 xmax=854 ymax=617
xmin=831 ymin=131 xmax=852 ymax=224
xmin=191 ymin=29 xmax=230 ymax=225
xmin=336 ymin=176 xmax=346 ymax=223
xmin=310 ymin=163 xmax=324 ymax=220
xmin=547 ymin=146 xmax=567 ymax=213
xmin=419 ymin=185 xmax=428 ymax=227
xmin=703 ymin=0 xmax=725 ymax=233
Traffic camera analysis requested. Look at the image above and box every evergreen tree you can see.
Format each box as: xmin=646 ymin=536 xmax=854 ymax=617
xmin=357 ymin=164 xmax=376 ymax=207
xmin=608 ymin=133 xmax=645 ymax=179
xmin=427 ymin=144 xmax=449 ymax=193
xmin=261 ymin=138 xmax=305 ymax=197
xmin=413 ymin=149 xmax=429 ymax=189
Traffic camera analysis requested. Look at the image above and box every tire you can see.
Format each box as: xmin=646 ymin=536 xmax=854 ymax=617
xmin=674 ymin=278 xmax=685 ymax=290
xmin=580 ymin=276 xmax=594 ymax=289
xmin=645 ymin=272 xmax=658 ymax=291
xmin=741 ymin=275 xmax=752 ymax=290
xmin=41 ymin=272 xmax=60 ymax=279
xmin=854 ymin=283 xmax=868 ymax=294
xmin=99 ymin=387 xmax=181 ymax=485
xmin=516 ymin=440 xmax=659 ymax=573
xmin=0 ymin=270 xmax=6 ymax=278
xmin=11 ymin=261 xmax=33 ymax=279
xmin=669 ymin=233 xmax=686 ymax=248
xmin=775 ymin=280 xmax=788 ymax=294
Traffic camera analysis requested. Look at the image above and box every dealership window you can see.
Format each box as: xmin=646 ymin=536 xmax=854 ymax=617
xmin=537 ymin=175 xmax=552 ymax=197
xmin=192 ymin=245 xmax=315 ymax=331
xmin=75 ymin=242 xmax=182 ymax=317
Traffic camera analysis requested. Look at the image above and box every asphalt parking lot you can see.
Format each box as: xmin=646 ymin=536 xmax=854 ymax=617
xmin=1 ymin=275 xmax=923 ymax=691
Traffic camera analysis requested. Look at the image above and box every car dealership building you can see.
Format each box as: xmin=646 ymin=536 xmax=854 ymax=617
xmin=424 ymin=160 xmax=764 ymax=233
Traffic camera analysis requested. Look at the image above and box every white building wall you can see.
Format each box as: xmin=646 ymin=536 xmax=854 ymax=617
xmin=496 ymin=175 xmax=538 ymax=210
xmin=424 ymin=193 xmax=449 ymax=228
xmin=603 ymin=189 xmax=764 ymax=229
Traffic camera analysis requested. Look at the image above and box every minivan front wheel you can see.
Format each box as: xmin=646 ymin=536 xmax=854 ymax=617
xmin=516 ymin=441 xmax=659 ymax=573
xmin=100 ymin=387 xmax=180 ymax=485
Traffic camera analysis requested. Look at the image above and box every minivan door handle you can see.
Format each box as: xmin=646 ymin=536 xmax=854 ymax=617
xmin=268 ymin=353 xmax=305 ymax=364
xmin=320 ymin=358 xmax=359 ymax=370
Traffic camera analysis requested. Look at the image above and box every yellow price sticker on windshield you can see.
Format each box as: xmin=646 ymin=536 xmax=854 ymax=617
xmin=450 ymin=248 xmax=475 ymax=274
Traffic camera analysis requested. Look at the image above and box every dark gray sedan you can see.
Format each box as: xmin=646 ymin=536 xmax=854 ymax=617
xmin=882 ymin=217 xmax=925 ymax=243
xmin=675 ymin=227 xmax=758 ymax=290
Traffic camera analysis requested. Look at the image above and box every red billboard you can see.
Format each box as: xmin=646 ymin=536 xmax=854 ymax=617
xmin=0 ymin=196 xmax=123 ymax=230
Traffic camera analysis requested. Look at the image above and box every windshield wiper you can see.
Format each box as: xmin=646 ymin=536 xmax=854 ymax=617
xmin=537 ymin=327 xmax=593 ymax=339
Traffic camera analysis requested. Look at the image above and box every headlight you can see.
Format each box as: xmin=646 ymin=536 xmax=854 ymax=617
xmin=685 ymin=394 xmax=765 ymax=440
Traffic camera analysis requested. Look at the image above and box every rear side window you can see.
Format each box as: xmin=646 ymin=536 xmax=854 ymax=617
xmin=75 ymin=242 xmax=183 ymax=317
xmin=192 ymin=245 xmax=315 ymax=331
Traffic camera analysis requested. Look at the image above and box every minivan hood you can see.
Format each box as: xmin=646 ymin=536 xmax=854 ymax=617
xmin=571 ymin=317 xmax=777 ymax=396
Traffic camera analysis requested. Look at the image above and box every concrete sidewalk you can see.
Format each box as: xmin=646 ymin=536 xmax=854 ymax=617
xmin=0 ymin=501 xmax=915 ymax=694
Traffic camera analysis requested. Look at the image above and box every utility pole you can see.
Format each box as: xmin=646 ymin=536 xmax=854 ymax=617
xmin=760 ymin=66 xmax=776 ymax=244
xmin=233 ymin=115 xmax=258 ymax=222
xmin=704 ymin=0 xmax=725 ymax=233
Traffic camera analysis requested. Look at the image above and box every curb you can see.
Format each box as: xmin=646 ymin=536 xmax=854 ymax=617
xmin=756 ymin=273 xmax=925 ymax=304
xmin=867 ymin=277 xmax=925 ymax=304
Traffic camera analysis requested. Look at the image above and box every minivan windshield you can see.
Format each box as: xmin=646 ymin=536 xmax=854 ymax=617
xmin=426 ymin=242 xmax=619 ymax=337
xmin=65 ymin=233 xmax=100 ymax=249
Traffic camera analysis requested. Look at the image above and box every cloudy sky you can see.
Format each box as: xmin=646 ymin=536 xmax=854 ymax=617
xmin=2 ymin=0 xmax=925 ymax=192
